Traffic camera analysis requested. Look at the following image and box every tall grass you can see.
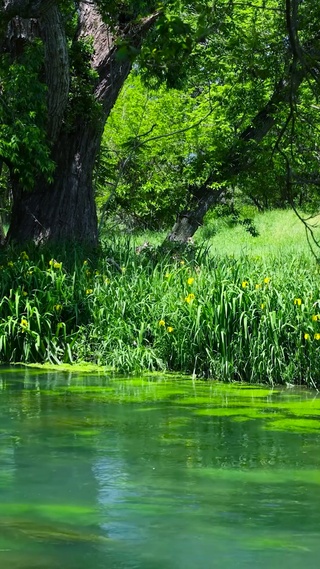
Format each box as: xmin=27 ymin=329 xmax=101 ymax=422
xmin=0 ymin=233 xmax=320 ymax=386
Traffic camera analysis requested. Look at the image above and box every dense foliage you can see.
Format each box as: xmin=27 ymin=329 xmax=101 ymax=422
xmin=97 ymin=74 xmax=218 ymax=228
xmin=1 ymin=0 xmax=320 ymax=241
xmin=97 ymin=0 xmax=320 ymax=231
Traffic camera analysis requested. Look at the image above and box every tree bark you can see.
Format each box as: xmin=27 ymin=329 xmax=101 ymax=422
xmin=0 ymin=159 xmax=5 ymax=245
xmin=6 ymin=124 xmax=100 ymax=245
xmin=168 ymin=188 xmax=225 ymax=243
xmin=38 ymin=4 xmax=69 ymax=142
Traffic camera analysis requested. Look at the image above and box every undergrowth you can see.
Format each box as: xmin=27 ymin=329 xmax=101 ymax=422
xmin=0 ymin=237 xmax=320 ymax=386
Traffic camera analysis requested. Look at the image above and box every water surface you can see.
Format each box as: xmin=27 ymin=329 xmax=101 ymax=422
xmin=1 ymin=368 xmax=320 ymax=568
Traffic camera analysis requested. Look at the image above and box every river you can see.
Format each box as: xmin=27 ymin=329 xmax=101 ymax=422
xmin=1 ymin=367 xmax=320 ymax=568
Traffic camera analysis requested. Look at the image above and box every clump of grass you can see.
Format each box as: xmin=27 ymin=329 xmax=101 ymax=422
xmin=0 ymin=237 xmax=320 ymax=386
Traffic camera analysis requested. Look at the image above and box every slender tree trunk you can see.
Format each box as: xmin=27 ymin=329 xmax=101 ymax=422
xmin=168 ymin=188 xmax=225 ymax=243
xmin=167 ymin=69 xmax=305 ymax=243
xmin=0 ymin=159 xmax=5 ymax=245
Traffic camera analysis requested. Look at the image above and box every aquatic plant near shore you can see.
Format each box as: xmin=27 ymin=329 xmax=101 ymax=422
xmin=0 ymin=240 xmax=320 ymax=385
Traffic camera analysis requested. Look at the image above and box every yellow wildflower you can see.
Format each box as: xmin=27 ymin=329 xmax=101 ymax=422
xmin=83 ymin=260 xmax=88 ymax=265
xmin=312 ymin=315 xmax=319 ymax=322
xmin=255 ymin=284 xmax=261 ymax=290
xmin=294 ymin=298 xmax=302 ymax=306
xmin=49 ymin=259 xmax=62 ymax=269
xmin=121 ymin=267 xmax=126 ymax=273
xmin=20 ymin=251 xmax=29 ymax=260
xmin=315 ymin=333 xmax=320 ymax=340
xmin=54 ymin=304 xmax=62 ymax=311
xmin=86 ymin=289 xmax=93 ymax=295
xmin=22 ymin=291 xmax=28 ymax=297
xmin=304 ymin=333 xmax=310 ymax=340
xmin=167 ymin=326 xmax=174 ymax=333
xmin=242 ymin=281 xmax=249 ymax=288
xmin=180 ymin=260 xmax=185 ymax=265
xmin=185 ymin=293 xmax=195 ymax=303
xmin=264 ymin=277 xmax=271 ymax=284
xmin=20 ymin=318 xmax=28 ymax=329
xmin=261 ymin=303 xmax=265 ymax=310
xmin=159 ymin=319 xmax=165 ymax=327
xmin=187 ymin=277 xmax=195 ymax=285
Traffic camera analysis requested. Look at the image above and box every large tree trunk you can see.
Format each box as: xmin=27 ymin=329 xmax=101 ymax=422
xmin=6 ymin=124 xmax=100 ymax=245
xmin=2 ymin=1 xmax=158 ymax=247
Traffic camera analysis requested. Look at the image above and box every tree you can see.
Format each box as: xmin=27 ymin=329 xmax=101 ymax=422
xmin=98 ymin=0 xmax=286 ymax=232
xmin=167 ymin=0 xmax=320 ymax=242
xmin=0 ymin=0 xmax=161 ymax=246
xmin=2 ymin=1 xmax=320 ymax=247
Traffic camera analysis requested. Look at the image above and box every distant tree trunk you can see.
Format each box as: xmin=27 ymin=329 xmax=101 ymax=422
xmin=1 ymin=1 xmax=158 ymax=246
xmin=167 ymin=69 xmax=305 ymax=243
xmin=168 ymin=188 xmax=225 ymax=243
xmin=0 ymin=159 xmax=5 ymax=245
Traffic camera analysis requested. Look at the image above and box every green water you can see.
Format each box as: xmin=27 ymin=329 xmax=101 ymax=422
xmin=1 ymin=369 xmax=320 ymax=568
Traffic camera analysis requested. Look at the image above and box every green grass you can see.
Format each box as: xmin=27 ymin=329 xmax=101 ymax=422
xmin=199 ymin=208 xmax=320 ymax=257
xmin=0 ymin=209 xmax=320 ymax=385
xmin=133 ymin=208 xmax=320 ymax=257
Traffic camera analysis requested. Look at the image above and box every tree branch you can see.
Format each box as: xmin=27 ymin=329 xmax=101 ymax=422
xmin=78 ymin=2 xmax=160 ymax=118
xmin=1 ymin=0 xmax=56 ymax=19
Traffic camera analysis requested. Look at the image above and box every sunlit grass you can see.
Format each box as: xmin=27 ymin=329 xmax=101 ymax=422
xmin=199 ymin=208 xmax=320 ymax=257
xmin=133 ymin=209 xmax=320 ymax=257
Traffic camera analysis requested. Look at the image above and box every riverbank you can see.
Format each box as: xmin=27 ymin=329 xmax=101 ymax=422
xmin=0 ymin=209 xmax=320 ymax=386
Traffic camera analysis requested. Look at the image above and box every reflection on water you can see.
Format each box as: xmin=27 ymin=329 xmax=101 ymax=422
xmin=1 ymin=368 xmax=320 ymax=568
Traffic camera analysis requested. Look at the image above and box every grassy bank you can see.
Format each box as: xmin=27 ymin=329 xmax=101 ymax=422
xmin=136 ymin=208 xmax=320 ymax=258
xmin=1 ymin=210 xmax=320 ymax=386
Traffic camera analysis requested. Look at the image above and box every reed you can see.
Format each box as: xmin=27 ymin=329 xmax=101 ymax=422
xmin=0 ymin=238 xmax=319 ymax=386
